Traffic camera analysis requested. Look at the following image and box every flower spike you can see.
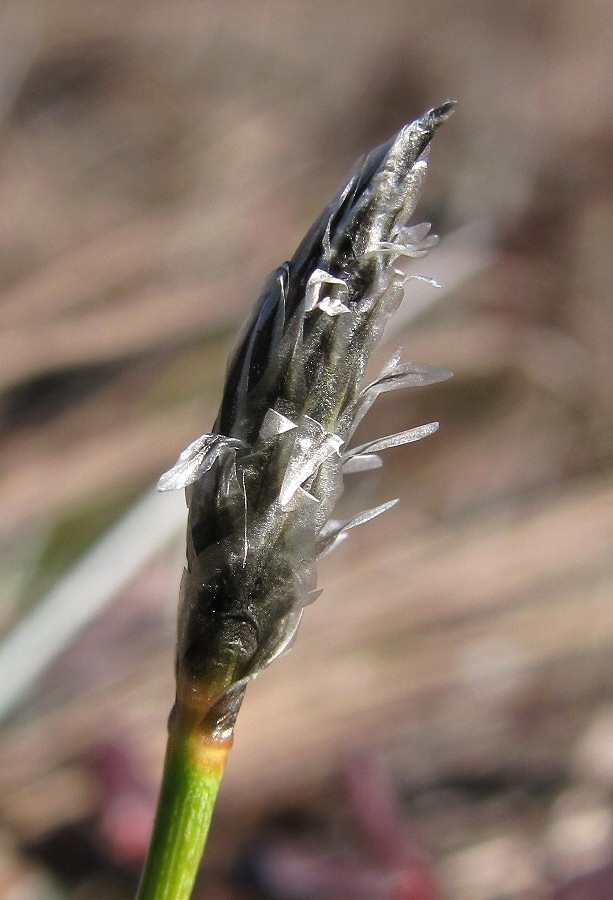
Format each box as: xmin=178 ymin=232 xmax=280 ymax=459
xmin=159 ymin=101 xmax=456 ymax=739
xmin=138 ymin=102 xmax=455 ymax=900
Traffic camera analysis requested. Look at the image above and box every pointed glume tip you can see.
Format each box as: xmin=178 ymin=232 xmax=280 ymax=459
xmin=393 ymin=101 xmax=456 ymax=152
xmin=428 ymin=100 xmax=457 ymax=123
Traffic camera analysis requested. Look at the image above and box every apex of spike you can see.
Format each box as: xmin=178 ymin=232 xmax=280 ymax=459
xmin=426 ymin=99 xmax=457 ymax=124
xmin=385 ymin=101 xmax=456 ymax=164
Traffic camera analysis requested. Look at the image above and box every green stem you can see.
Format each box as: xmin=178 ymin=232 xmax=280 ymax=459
xmin=135 ymin=730 xmax=229 ymax=900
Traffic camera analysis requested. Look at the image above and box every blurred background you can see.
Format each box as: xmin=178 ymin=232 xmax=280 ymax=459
xmin=0 ymin=1 xmax=612 ymax=897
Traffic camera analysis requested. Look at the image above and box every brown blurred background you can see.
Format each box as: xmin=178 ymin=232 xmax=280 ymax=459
xmin=0 ymin=1 xmax=612 ymax=898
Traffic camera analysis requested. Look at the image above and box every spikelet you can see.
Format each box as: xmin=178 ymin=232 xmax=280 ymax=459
xmin=159 ymin=103 xmax=455 ymax=738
